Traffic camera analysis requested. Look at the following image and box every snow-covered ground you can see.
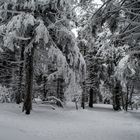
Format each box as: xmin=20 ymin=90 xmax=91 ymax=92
xmin=0 ymin=103 xmax=140 ymax=140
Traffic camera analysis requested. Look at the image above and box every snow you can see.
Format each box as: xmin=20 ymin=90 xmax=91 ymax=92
xmin=72 ymin=28 xmax=78 ymax=38
xmin=2 ymin=13 xmax=35 ymax=50
xmin=35 ymin=19 xmax=49 ymax=44
xmin=0 ymin=103 xmax=140 ymax=140
xmin=94 ymin=0 xmax=103 ymax=5
xmin=118 ymin=55 xmax=130 ymax=70
xmin=115 ymin=54 xmax=136 ymax=87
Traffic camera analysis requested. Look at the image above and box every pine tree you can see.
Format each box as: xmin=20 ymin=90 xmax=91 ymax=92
xmin=0 ymin=0 xmax=86 ymax=114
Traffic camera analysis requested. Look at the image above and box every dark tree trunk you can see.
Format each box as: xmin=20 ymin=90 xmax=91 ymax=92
xmin=129 ymin=85 xmax=134 ymax=110
xmin=23 ymin=46 xmax=35 ymax=115
xmin=56 ymin=76 xmax=64 ymax=107
xmin=16 ymin=46 xmax=25 ymax=104
xmin=81 ymin=81 xmax=86 ymax=109
xmin=81 ymin=94 xmax=85 ymax=109
xmin=89 ymin=88 xmax=93 ymax=108
xmin=43 ymin=76 xmax=47 ymax=99
xmin=125 ymin=85 xmax=129 ymax=111
xmin=113 ymin=80 xmax=121 ymax=111
xmin=113 ymin=94 xmax=121 ymax=111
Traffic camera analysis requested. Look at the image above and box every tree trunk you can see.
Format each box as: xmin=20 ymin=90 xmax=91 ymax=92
xmin=16 ymin=46 xmax=25 ymax=104
xmin=23 ymin=46 xmax=35 ymax=115
xmin=125 ymin=85 xmax=129 ymax=111
xmin=89 ymin=88 xmax=93 ymax=108
xmin=113 ymin=80 xmax=121 ymax=111
xmin=75 ymin=101 xmax=78 ymax=110
xmin=81 ymin=94 xmax=85 ymax=109
xmin=43 ymin=76 xmax=47 ymax=99
xmin=121 ymin=92 xmax=125 ymax=110
xmin=129 ymin=85 xmax=134 ymax=110
xmin=56 ymin=76 xmax=64 ymax=107
xmin=81 ymin=81 xmax=86 ymax=109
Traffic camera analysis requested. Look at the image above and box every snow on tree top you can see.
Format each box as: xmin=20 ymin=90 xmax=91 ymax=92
xmin=35 ymin=19 xmax=49 ymax=44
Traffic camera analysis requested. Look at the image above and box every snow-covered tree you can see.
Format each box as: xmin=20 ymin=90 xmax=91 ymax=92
xmin=0 ymin=0 xmax=86 ymax=114
xmin=77 ymin=0 xmax=140 ymax=110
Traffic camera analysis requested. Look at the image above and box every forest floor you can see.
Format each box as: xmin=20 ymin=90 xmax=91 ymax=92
xmin=0 ymin=103 xmax=140 ymax=140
